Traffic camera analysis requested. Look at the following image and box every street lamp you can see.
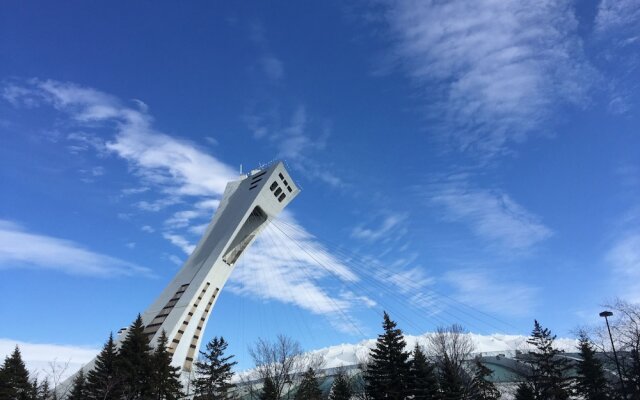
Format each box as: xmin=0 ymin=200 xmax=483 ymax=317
xmin=600 ymin=310 xmax=626 ymax=396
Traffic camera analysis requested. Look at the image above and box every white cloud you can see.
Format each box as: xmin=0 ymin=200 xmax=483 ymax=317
xmin=428 ymin=177 xmax=552 ymax=251
xmin=106 ymin=128 xmax=237 ymax=198
xmin=444 ymin=268 xmax=537 ymax=317
xmin=141 ymin=225 xmax=155 ymax=233
xmin=162 ymin=233 xmax=196 ymax=255
xmin=0 ymin=220 xmax=150 ymax=277
xmin=606 ymin=232 xmax=640 ymax=302
xmin=352 ymin=213 xmax=407 ymax=242
xmin=6 ymin=78 xmax=237 ymax=201
xmin=165 ymin=209 xmax=206 ymax=230
xmin=379 ymin=0 xmax=593 ymax=157
xmin=168 ymin=254 xmax=183 ymax=266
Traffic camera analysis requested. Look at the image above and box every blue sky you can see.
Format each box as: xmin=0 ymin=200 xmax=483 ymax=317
xmin=1 ymin=1 xmax=639 ymax=369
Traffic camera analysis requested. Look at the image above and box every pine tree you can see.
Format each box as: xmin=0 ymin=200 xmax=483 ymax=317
xmin=294 ymin=368 xmax=322 ymax=400
xmin=469 ymin=359 xmax=500 ymax=400
xmin=86 ymin=333 xmax=121 ymax=400
xmin=408 ymin=344 xmax=440 ymax=400
xmin=364 ymin=312 xmax=411 ymax=400
xmin=37 ymin=379 xmax=51 ymax=400
xmin=525 ymin=320 xmax=571 ymax=400
xmin=439 ymin=355 xmax=465 ymax=400
xmin=29 ymin=378 xmax=39 ymax=400
xmin=116 ymin=314 xmax=154 ymax=400
xmin=150 ymin=331 xmax=183 ymax=400
xmin=192 ymin=336 xmax=237 ymax=400
xmin=625 ymin=348 xmax=640 ymax=398
xmin=513 ymin=383 xmax=535 ymax=400
xmin=259 ymin=377 xmax=278 ymax=400
xmin=574 ymin=332 xmax=609 ymax=400
xmin=67 ymin=369 xmax=87 ymax=400
xmin=328 ymin=371 xmax=352 ymax=400
xmin=0 ymin=346 xmax=34 ymax=400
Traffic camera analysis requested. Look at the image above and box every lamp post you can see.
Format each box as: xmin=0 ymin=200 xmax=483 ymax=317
xmin=600 ymin=310 xmax=626 ymax=396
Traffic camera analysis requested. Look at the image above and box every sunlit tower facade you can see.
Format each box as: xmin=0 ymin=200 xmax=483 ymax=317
xmin=140 ymin=161 xmax=299 ymax=373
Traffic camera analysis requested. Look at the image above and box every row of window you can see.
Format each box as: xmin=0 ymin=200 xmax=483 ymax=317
xmin=248 ymin=170 xmax=267 ymax=190
xmin=269 ymin=172 xmax=293 ymax=203
xmin=143 ymin=283 xmax=190 ymax=338
xmin=168 ymin=282 xmax=211 ymax=354
xmin=183 ymin=287 xmax=220 ymax=372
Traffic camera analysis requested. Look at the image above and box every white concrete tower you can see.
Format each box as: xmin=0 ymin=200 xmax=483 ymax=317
xmin=58 ymin=161 xmax=299 ymax=394
xmin=136 ymin=161 xmax=300 ymax=374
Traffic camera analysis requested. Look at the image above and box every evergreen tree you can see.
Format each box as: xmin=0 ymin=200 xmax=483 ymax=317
xmin=116 ymin=314 xmax=154 ymax=400
xmin=439 ymin=355 xmax=465 ymax=400
xmin=29 ymin=378 xmax=39 ymax=400
xmin=86 ymin=333 xmax=121 ymax=400
xmin=192 ymin=336 xmax=237 ymax=400
xmin=67 ymin=369 xmax=87 ymax=400
xmin=524 ymin=320 xmax=571 ymax=400
xmin=513 ymin=383 xmax=535 ymax=400
xmin=0 ymin=346 xmax=34 ymax=400
xmin=259 ymin=377 xmax=278 ymax=400
xmin=37 ymin=379 xmax=51 ymax=400
xmin=150 ymin=331 xmax=183 ymax=400
xmin=294 ymin=368 xmax=322 ymax=400
xmin=574 ymin=332 xmax=609 ymax=400
xmin=328 ymin=371 xmax=352 ymax=400
xmin=408 ymin=344 xmax=440 ymax=400
xmin=625 ymin=348 xmax=640 ymax=399
xmin=364 ymin=312 xmax=411 ymax=400
xmin=469 ymin=359 xmax=500 ymax=400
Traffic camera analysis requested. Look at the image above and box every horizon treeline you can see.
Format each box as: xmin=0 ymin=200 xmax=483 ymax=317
xmin=1 ymin=299 xmax=639 ymax=399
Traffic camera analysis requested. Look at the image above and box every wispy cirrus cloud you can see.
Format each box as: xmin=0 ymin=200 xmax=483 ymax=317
xmin=444 ymin=268 xmax=537 ymax=317
xmin=2 ymin=78 xmax=368 ymax=333
xmin=162 ymin=232 xmax=196 ymax=255
xmin=595 ymin=0 xmax=640 ymax=36
xmin=248 ymin=21 xmax=286 ymax=83
xmin=377 ymin=0 xmax=594 ymax=157
xmin=0 ymin=220 xmax=151 ymax=277
xmin=242 ymin=22 xmax=343 ymax=188
xmin=606 ymin=232 xmax=640 ymax=302
xmin=427 ymin=176 xmax=552 ymax=251
xmin=245 ymin=103 xmax=342 ymax=187
xmin=351 ymin=213 xmax=408 ymax=243
xmin=594 ymin=0 xmax=640 ymax=114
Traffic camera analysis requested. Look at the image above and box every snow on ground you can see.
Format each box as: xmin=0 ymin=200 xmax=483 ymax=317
xmin=1 ymin=332 xmax=578 ymax=382
xmin=308 ymin=332 xmax=578 ymax=370
xmin=0 ymin=338 xmax=98 ymax=383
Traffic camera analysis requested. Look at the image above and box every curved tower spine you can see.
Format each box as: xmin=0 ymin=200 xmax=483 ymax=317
xmin=138 ymin=161 xmax=300 ymax=373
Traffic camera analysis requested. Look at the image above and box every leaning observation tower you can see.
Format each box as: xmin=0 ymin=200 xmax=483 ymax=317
xmin=83 ymin=161 xmax=300 ymax=380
